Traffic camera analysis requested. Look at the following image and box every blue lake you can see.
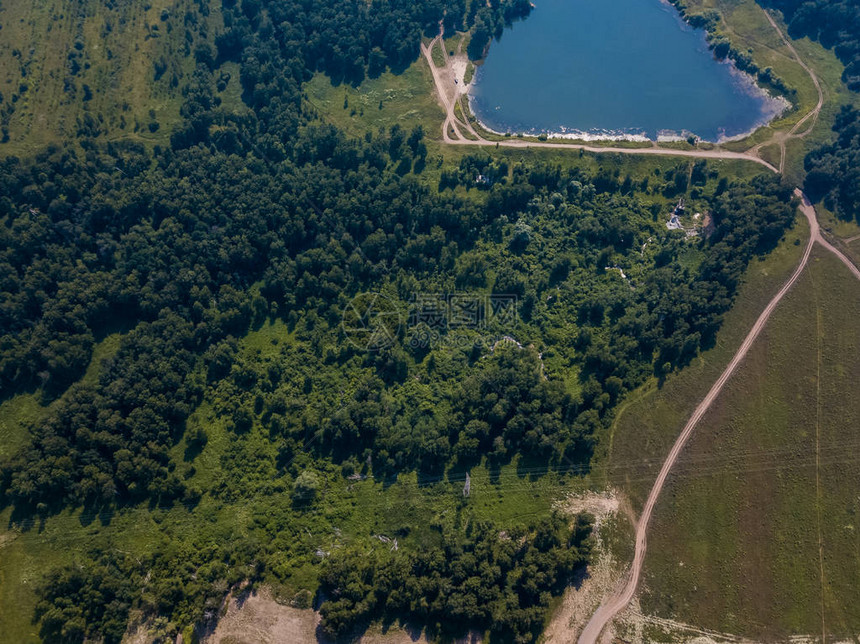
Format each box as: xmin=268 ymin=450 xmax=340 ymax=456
xmin=469 ymin=0 xmax=785 ymax=142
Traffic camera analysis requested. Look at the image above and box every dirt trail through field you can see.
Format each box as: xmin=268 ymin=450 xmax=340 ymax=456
xmin=764 ymin=11 xmax=824 ymax=139
xmin=421 ymin=13 xmax=860 ymax=643
xmin=577 ymin=190 xmax=820 ymax=644
xmin=761 ymin=10 xmax=825 ymax=172
xmin=578 ymin=188 xmax=860 ymax=643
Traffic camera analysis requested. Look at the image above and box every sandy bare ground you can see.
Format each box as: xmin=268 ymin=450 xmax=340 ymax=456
xmin=451 ymin=59 xmax=469 ymax=94
xmin=202 ymin=589 xmax=320 ymax=644
xmin=199 ymin=587 xmax=479 ymax=644
xmin=542 ymin=492 xmax=765 ymax=644
xmin=422 ymin=7 xmax=829 ymax=177
xmin=542 ymin=492 xmax=628 ymax=644
xmin=427 ymin=16 xmax=858 ymax=644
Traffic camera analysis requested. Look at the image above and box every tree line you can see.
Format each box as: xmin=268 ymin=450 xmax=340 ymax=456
xmin=0 ymin=0 xmax=800 ymax=640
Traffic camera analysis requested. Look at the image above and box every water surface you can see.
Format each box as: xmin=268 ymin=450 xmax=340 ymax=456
xmin=470 ymin=0 xmax=784 ymax=141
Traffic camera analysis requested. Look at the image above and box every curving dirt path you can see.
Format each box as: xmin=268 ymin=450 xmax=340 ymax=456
xmin=764 ymin=11 xmax=824 ymax=139
xmin=572 ymin=12 xmax=845 ymax=642
xmin=761 ymin=10 xmax=825 ymax=173
xmin=578 ymin=190 xmax=812 ymax=643
xmin=421 ymin=13 xmax=859 ymax=644
xmin=420 ymin=29 xmax=779 ymax=172
xmin=577 ymin=194 xmax=860 ymax=644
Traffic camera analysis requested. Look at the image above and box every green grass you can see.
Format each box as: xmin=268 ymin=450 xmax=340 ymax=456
xmin=0 ymin=494 xmax=252 ymax=642
xmin=605 ymin=220 xmax=860 ymax=638
xmin=431 ymin=40 xmax=446 ymax=68
xmin=437 ymin=141 xmax=768 ymax=185
xmin=0 ymin=447 xmax=567 ymax=641
xmin=442 ymin=32 xmax=464 ymax=57
xmin=1 ymin=318 xmax=574 ymax=639
xmin=304 ymin=0 xmax=858 ymax=188
xmin=304 ymin=63 xmax=445 ymax=139
xmin=680 ymin=0 xmax=860 ymax=180
xmin=0 ymin=332 xmax=124 ymax=638
xmin=0 ymin=0 xmax=228 ymax=155
xmin=600 ymin=212 xmax=810 ymax=508
xmin=464 ymin=61 xmax=475 ymax=85
xmin=2 ymin=6 xmax=857 ymax=640
xmin=817 ymin=202 xmax=860 ymax=240
xmin=0 ymin=394 xmax=42 ymax=461
xmin=305 ymin=72 xmax=772 ymax=197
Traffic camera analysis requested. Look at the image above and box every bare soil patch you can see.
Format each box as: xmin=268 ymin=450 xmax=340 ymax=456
xmin=201 ymin=587 xmax=472 ymax=644
xmin=543 ymin=491 xmax=629 ymax=644
xmin=203 ymin=589 xmax=319 ymax=644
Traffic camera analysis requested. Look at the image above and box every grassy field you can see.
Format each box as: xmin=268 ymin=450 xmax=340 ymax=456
xmin=606 ymin=239 xmax=860 ymax=638
xmin=431 ymin=39 xmax=446 ymax=68
xmin=599 ymin=209 xmax=811 ymax=507
xmin=0 ymin=332 xmax=122 ymax=460
xmin=304 ymin=63 xmax=445 ymax=141
xmin=0 ymin=0 xmax=232 ymax=155
xmin=0 ymin=332 xmax=123 ymax=641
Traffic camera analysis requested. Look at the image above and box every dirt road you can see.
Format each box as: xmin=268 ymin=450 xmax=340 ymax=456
xmin=576 ymin=191 xmax=818 ymax=644
xmin=577 ymin=191 xmax=860 ymax=644
xmin=764 ymin=11 xmax=824 ymax=139
xmin=420 ymin=31 xmax=779 ymax=172
xmin=761 ymin=10 xmax=825 ymax=172
xmin=420 ymin=15 xmax=859 ymax=643
xmin=575 ymin=12 xmax=846 ymax=641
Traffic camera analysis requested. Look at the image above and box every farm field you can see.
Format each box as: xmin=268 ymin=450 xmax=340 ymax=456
xmin=608 ymin=244 xmax=860 ymax=639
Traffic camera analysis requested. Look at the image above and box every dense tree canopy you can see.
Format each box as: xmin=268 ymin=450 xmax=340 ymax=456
xmin=319 ymin=514 xmax=593 ymax=642
xmin=805 ymin=105 xmax=860 ymax=222
xmin=0 ymin=0 xmax=801 ymax=640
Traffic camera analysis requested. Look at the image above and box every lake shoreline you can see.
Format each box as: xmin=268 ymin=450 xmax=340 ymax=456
xmin=465 ymin=0 xmax=790 ymax=144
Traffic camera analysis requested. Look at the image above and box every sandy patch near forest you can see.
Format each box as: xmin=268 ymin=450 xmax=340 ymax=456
xmin=451 ymin=58 xmax=469 ymax=94
xmin=200 ymin=587 xmax=480 ymax=644
xmin=202 ymin=589 xmax=319 ymax=644
xmin=543 ymin=490 xmax=629 ymax=644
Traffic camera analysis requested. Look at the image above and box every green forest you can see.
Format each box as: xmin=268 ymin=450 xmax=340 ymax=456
xmin=0 ymin=0 xmax=849 ymax=641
